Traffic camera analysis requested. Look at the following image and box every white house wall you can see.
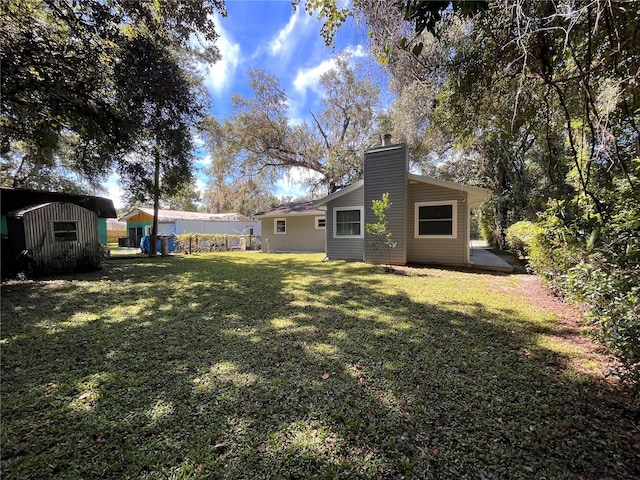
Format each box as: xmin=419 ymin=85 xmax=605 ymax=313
xmin=171 ymin=219 xmax=261 ymax=236
xmin=158 ymin=222 xmax=175 ymax=235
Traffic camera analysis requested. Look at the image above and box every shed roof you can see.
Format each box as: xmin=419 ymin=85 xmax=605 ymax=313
xmin=1 ymin=187 xmax=117 ymax=218
xmin=119 ymin=207 xmax=252 ymax=223
xmin=8 ymin=202 xmax=96 ymax=218
xmin=254 ymin=200 xmax=325 ymax=218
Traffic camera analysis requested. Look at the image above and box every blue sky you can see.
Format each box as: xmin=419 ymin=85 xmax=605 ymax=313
xmin=104 ymin=1 xmax=388 ymax=210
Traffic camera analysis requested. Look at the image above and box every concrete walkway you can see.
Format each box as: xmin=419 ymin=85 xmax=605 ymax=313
xmin=469 ymin=248 xmax=514 ymax=273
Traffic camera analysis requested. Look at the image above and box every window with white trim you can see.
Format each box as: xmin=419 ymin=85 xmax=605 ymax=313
xmin=274 ymin=218 xmax=286 ymax=234
xmin=414 ymin=201 xmax=457 ymax=238
xmin=53 ymin=221 xmax=78 ymax=242
xmin=315 ymin=216 xmax=326 ymax=229
xmin=333 ymin=207 xmax=363 ymax=238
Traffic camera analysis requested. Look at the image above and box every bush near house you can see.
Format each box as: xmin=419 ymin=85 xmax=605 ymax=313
xmin=506 ymin=198 xmax=640 ymax=387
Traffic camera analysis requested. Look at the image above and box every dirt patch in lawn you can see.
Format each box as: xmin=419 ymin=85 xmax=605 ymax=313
xmin=511 ymin=274 xmax=623 ymax=385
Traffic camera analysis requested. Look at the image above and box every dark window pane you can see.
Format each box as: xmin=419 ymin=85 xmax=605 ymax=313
xmin=419 ymin=220 xmax=452 ymax=236
xmin=336 ymin=210 xmax=361 ymax=236
xmin=336 ymin=210 xmax=360 ymax=223
xmin=53 ymin=221 xmax=78 ymax=242
xmin=53 ymin=222 xmax=76 ymax=232
xmin=55 ymin=231 xmax=78 ymax=242
xmin=276 ymin=220 xmax=286 ymax=233
xmin=419 ymin=205 xmax=452 ymax=220
xmin=336 ymin=222 xmax=361 ymax=236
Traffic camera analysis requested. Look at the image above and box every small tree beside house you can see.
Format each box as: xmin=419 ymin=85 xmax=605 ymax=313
xmin=365 ymin=192 xmax=398 ymax=272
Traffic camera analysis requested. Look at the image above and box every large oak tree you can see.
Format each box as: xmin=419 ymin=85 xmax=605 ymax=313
xmin=202 ymin=56 xmax=382 ymax=197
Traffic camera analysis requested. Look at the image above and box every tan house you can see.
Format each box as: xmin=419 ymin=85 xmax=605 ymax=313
xmin=254 ymin=201 xmax=326 ymax=253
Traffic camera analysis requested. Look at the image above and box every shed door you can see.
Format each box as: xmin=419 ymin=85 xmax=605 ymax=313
xmin=129 ymin=227 xmax=143 ymax=247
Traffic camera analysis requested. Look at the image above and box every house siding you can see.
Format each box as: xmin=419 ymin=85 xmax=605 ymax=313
xmin=364 ymin=145 xmax=407 ymax=265
xmin=261 ymin=215 xmax=325 ymax=253
xmin=97 ymin=218 xmax=108 ymax=245
xmin=326 ymin=188 xmax=365 ymax=261
xmin=408 ymin=183 xmax=468 ymax=265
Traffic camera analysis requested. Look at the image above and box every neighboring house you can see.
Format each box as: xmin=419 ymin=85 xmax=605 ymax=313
xmin=314 ymin=142 xmax=491 ymax=267
xmin=1 ymin=187 xmax=117 ymax=245
xmin=118 ymin=208 xmax=261 ymax=247
xmin=4 ymin=202 xmax=102 ymax=274
xmin=254 ymin=201 xmax=326 ymax=253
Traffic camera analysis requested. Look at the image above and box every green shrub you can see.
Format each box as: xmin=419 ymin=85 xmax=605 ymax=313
xmin=566 ymin=258 xmax=639 ymax=385
xmin=505 ymin=221 xmax=542 ymax=256
xmin=523 ymin=193 xmax=640 ymax=387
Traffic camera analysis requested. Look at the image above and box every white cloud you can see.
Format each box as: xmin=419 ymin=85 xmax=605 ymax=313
xmin=267 ymin=8 xmax=314 ymax=59
xmin=195 ymin=154 xmax=213 ymax=168
xmin=344 ymin=43 xmax=366 ymax=58
xmin=293 ymin=58 xmax=336 ymax=94
xmin=292 ymin=45 xmax=367 ymax=95
xmin=202 ymin=15 xmax=240 ymax=95
xmin=195 ymin=177 xmax=207 ymax=193
xmin=102 ymin=173 xmax=125 ymax=211
xmin=192 ymin=133 xmax=205 ymax=148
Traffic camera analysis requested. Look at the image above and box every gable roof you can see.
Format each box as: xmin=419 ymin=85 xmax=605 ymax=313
xmin=254 ymin=200 xmax=325 ymax=218
xmin=313 ymin=176 xmax=490 ymax=208
xmin=1 ymin=187 xmax=117 ymax=218
xmin=119 ymin=207 xmax=252 ymax=223
xmin=408 ymin=174 xmax=490 ymax=207
xmin=313 ymin=181 xmax=364 ymax=208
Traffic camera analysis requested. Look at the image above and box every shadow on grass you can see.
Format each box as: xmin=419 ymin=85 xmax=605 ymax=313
xmin=1 ymin=253 xmax=638 ymax=479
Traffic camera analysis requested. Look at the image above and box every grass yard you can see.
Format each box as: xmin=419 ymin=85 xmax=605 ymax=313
xmin=1 ymin=253 xmax=638 ymax=479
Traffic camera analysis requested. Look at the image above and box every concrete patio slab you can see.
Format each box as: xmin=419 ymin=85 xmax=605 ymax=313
xmin=469 ymin=248 xmax=514 ymax=273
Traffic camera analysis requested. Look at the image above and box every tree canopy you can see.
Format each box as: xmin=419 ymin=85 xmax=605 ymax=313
xmin=1 ymin=0 xmax=225 ymax=190
xmin=201 ymin=56 xmax=382 ymax=196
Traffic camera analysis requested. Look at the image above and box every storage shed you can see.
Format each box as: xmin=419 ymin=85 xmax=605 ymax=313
xmin=6 ymin=202 xmax=101 ymax=274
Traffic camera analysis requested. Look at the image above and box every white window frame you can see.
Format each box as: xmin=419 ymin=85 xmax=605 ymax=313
xmin=333 ymin=206 xmax=364 ymax=239
xmin=274 ymin=218 xmax=286 ymax=234
xmin=315 ymin=216 xmax=326 ymax=229
xmin=52 ymin=220 xmax=79 ymax=243
xmin=414 ymin=200 xmax=457 ymax=239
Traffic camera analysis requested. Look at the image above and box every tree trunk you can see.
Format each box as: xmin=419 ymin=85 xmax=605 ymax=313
xmin=150 ymin=141 xmax=161 ymax=257
xmin=493 ymin=159 xmax=509 ymax=249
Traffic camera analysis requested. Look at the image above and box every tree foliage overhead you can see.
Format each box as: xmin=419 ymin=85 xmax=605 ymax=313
xmin=201 ymin=56 xmax=382 ymax=196
xmin=0 ymin=0 xmax=225 ymax=189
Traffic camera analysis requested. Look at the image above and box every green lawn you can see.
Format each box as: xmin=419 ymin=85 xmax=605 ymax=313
xmin=1 ymin=253 xmax=638 ymax=479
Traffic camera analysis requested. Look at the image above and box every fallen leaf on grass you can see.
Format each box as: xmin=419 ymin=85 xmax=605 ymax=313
xmin=321 ymin=372 xmax=330 ymax=380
